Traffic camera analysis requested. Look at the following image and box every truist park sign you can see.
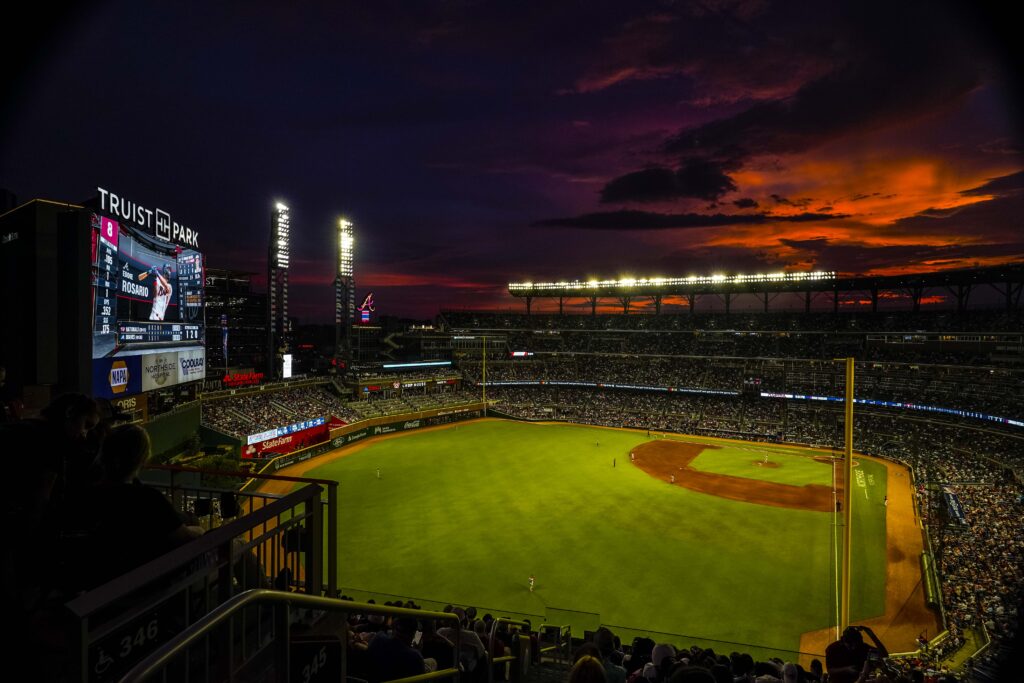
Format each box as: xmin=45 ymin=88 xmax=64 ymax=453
xmin=97 ymin=186 xmax=200 ymax=248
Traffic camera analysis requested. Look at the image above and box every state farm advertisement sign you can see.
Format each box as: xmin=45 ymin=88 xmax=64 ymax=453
xmin=242 ymin=423 xmax=330 ymax=459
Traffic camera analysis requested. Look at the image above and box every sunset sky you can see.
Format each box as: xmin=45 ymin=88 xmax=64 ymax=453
xmin=1 ymin=0 xmax=1021 ymax=320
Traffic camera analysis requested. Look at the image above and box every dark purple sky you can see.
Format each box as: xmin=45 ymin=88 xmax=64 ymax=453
xmin=2 ymin=1 xmax=1022 ymax=321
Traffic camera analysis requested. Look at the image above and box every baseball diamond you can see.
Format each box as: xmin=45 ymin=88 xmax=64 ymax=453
xmin=263 ymin=418 xmax=939 ymax=663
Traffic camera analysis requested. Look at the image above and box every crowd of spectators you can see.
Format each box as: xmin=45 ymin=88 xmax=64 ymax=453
xmin=442 ymin=309 xmax=1024 ymax=368
xmin=443 ymin=309 xmax=1024 ymax=334
xmin=462 ymin=355 xmax=1023 ymax=423
xmin=202 ymin=385 xmax=360 ymax=437
xmin=332 ymin=597 xmax=975 ymax=682
xmin=353 ymin=367 xmax=462 ymax=382
xmin=476 ymin=329 xmax=1005 ymax=368
xmin=202 ymin=384 xmax=481 ymax=438
xmin=325 ymin=600 xmax=519 ymax=683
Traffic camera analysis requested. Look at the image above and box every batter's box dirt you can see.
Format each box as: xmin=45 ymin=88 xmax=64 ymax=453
xmin=630 ymin=440 xmax=842 ymax=512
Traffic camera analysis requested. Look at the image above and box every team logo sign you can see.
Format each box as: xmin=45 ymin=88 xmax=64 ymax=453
xmin=109 ymin=360 xmax=129 ymax=394
xmin=155 ymin=209 xmax=172 ymax=241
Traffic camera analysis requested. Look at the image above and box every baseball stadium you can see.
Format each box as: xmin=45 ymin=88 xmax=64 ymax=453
xmin=5 ymin=192 xmax=1022 ymax=683
xmin=7 ymin=1 xmax=1024 ymax=681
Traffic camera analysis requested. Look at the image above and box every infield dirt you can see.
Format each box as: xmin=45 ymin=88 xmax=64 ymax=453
xmin=630 ymin=439 xmax=841 ymax=512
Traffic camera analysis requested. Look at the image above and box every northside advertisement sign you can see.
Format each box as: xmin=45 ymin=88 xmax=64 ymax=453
xmin=140 ymin=349 xmax=207 ymax=391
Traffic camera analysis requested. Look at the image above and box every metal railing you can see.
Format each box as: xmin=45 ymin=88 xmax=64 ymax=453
xmin=119 ymin=590 xmax=463 ymax=683
xmin=536 ymin=624 xmax=571 ymax=665
xmin=65 ymin=484 xmax=330 ymax=683
xmin=488 ymin=618 xmax=531 ymax=683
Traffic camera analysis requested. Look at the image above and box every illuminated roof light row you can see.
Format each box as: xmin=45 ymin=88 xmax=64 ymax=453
xmin=507 ymin=270 xmax=837 ymax=291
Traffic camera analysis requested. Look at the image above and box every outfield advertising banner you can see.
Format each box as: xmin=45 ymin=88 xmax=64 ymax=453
xmin=330 ymin=428 xmax=369 ymax=449
xmin=177 ymin=348 xmax=206 ymax=382
xmin=92 ymin=355 xmax=143 ymax=398
xmin=267 ymin=406 xmax=485 ymax=472
xmin=243 ymin=422 xmax=330 ymax=459
xmin=141 ymin=352 xmax=180 ymax=391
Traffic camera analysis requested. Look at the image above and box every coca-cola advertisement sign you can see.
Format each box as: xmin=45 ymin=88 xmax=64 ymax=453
xmin=243 ymin=423 xmax=330 ymax=459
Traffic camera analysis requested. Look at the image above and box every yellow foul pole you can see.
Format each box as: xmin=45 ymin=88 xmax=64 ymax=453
xmin=482 ymin=335 xmax=487 ymax=417
xmin=841 ymin=356 xmax=855 ymax=631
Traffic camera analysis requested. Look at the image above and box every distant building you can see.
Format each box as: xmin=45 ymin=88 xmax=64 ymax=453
xmin=204 ymin=268 xmax=267 ymax=376
xmin=0 ymin=199 xmax=91 ymax=408
xmin=351 ymin=324 xmax=383 ymax=363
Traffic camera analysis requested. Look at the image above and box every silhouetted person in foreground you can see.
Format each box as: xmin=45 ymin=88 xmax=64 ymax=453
xmin=1 ymin=393 xmax=100 ymax=677
xmin=825 ymin=626 xmax=888 ymax=683
xmin=72 ymin=424 xmax=203 ymax=592
xmin=367 ymin=615 xmax=425 ymax=682
xmin=2 ymin=394 xmax=99 ymax=605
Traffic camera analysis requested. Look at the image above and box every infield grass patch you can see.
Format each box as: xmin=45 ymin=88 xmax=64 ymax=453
xmin=689 ymin=444 xmax=834 ymax=486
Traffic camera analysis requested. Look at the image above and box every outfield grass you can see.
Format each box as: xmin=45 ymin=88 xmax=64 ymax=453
xmin=303 ymin=419 xmax=887 ymax=655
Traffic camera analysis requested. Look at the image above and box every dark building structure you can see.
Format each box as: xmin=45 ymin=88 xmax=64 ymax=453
xmin=350 ymin=324 xmax=383 ymax=363
xmin=0 ymin=199 xmax=92 ymax=409
xmin=204 ymin=268 xmax=267 ymax=376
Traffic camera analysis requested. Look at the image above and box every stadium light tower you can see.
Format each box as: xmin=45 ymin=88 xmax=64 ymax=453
xmin=335 ymin=217 xmax=355 ymax=364
xmin=268 ymin=201 xmax=291 ymax=377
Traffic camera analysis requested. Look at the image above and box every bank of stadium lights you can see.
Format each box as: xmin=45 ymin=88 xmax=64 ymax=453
xmin=338 ymin=218 xmax=354 ymax=278
xmin=272 ymin=202 xmax=290 ymax=269
xmin=507 ymin=271 xmax=837 ymax=291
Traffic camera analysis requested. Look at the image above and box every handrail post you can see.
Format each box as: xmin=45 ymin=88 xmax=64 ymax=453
xmin=488 ymin=617 xmax=529 ymax=683
xmin=305 ymin=495 xmax=322 ymax=594
xmin=327 ymin=483 xmax=338 ymax=597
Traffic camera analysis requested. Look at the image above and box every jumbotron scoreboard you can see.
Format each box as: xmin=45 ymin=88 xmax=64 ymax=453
xmin=90 ymin=188 xmax=207 ymax=398
xmin=92 ymin=213 xmax=205 ymax=355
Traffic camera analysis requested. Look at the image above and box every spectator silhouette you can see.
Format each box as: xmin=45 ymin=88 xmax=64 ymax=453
xmin=2 ymin=394 xmax=99 ymax=610
xmin=366 ymin=615 xmax=425 ymax=682
xmin=570 ymin=654 xmax=608 ymax=683
xmin=70 ymin=424 xmax=203 ymax=592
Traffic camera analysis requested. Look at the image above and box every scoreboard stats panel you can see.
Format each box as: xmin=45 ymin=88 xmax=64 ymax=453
xmin=91 ymin=212 xmax=207 ymax=398
xmin=91 ymin=213 xmax=206 ymax=358
xmin=118 ymin=323 xmax=202 ymax=345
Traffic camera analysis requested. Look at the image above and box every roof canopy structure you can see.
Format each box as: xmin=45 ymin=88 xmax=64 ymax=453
xmin=506 ymin=264 xmax=1024 ymax=314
